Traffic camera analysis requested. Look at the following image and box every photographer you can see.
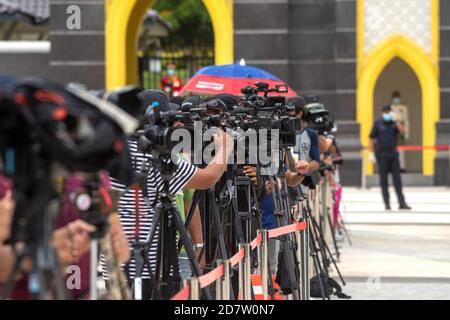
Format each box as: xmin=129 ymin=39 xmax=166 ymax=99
xmin=109 ymin=90 xmax=233 ymax=299
xmin=287 ymin=96 xmax=321 ymax=210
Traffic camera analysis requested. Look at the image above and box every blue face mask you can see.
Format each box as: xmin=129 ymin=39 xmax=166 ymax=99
xmin=167 ymin=69 xmax=175 ymax=76
xmin=383 ymin=113 xmax=393 ymax=122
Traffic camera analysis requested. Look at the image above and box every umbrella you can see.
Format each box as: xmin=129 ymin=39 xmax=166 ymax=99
xmin=180 ymin=64 xmax=297 ymax=97
xmin=0 ymin=0 xmax=49 ymax=24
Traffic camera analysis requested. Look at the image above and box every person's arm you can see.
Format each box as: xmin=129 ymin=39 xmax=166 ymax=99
xmin=368 ymin=138 xmax=376 ymax=152
xmin=307 ymin=129 xmax=321 ymax=172
xmin=184 ymin=201 xmax=205 ymax=269
xmin=0 ymin=245 xmax=14 ymax=282
xmin=52 ymin=219 xmax=96 ymax=265
xmin=318 ymin=135 xmax=333 ymax=153
xmin=108 ymin=213 xmax=131 ymax=264
xmin=395 ymin=120 xmax=406 ymax=136
xmin=285 ymin=160 xmax=309 ymax=186
xmin=0 ymin=190 xmax=13 ymax=244
xmin=184 ymin=129 xmax=233 ymax=190
xmin=368 ymin=123 xmax=379 ymax=152
xmin=403 ymin=105 xmax=410 ymax=139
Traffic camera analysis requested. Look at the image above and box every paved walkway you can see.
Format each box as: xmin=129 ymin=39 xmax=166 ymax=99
xmin=332 ymin=187 xmax=450 ymax=300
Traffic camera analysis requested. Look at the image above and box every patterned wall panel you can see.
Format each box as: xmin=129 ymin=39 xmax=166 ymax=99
xmin=364 ymin=0 xmax=432 ymax=54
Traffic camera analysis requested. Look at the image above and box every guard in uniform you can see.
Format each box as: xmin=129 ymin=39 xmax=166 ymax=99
xmin=369 ymin=105 xmax=411 ymax=210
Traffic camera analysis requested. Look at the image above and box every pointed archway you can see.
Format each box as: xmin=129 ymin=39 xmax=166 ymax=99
xmin=105 ymin=0 xmax=234 ymax=90
xmin=357 ymin=35 xmax=440 ymax=176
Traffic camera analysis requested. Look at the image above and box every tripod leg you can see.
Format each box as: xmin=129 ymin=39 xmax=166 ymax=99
xmin=309 ymin=236 xmax=327 ymax=300
xmin=173 ymin=208 xmax=213 ymax=300
xmin=327 ymin=211 xmax=341 ymax=260
xmin=208 ymin=189 xmax=228 ymax=261
xmin=308 ymin=217 xmax=330 ymax=300
xmin=178 ymin=190 xmax=203 ymax=252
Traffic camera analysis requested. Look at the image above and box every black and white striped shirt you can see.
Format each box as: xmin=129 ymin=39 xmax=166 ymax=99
xmin=104 ymin=139 xmax=197 ymax=280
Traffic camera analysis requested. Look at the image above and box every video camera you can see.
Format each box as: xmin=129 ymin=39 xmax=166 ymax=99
xmin=304 ymin=102 xmax=334 ymax=135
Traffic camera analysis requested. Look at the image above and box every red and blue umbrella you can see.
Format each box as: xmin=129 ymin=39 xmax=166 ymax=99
xmin=180 ymin=64 xmax=297 ymax=97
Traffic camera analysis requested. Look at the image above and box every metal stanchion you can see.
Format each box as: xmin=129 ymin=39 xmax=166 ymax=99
xmin=295 ymin=229 xmax=302 ymax=299
xmin=244 ymin=243 xmax=252 ymax=300
xmin=448 ymin=145 xmax=450 ymax=188
xmin=222 ymin=259 xmax=231 ymax=300
xmin=238 ymin=243 xmax=244 ymax=300
xmin=361 ymin=148 xmax=367 ymax=189
xmin=90 ymin=239 xmax=98 ymax=300
xmin=215 ymin=260 xmax=223 ymax=300
xmin=256 ymin=230 xmax=262 ymax=275
xmin=300 ymin=216 xmax=310 ymax=300
xmin=261 ymin=230 xmax=269 ymax=300
xmin=190 ymin=277 xmax=200 ymax=300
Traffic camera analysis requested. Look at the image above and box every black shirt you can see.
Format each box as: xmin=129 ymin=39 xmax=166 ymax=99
xmin=369 ymin=119 xmax=399 ymax=155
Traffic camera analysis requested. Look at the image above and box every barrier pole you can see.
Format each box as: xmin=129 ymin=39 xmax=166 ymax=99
xmin=361 ymin=148 xmax=367 ymax=189
xmin=448 ymin=145 xmax=450 ymax=188
xmin=295 ymin=229 xmax=302 ymax=299
xmin=238 ymin=243 xmax=244 ymax=300
xmin=256 ymin=230 xmax=262 ymax=275
xmin=261 ymin=230 xmax=269 ymax=300
xmin=215 ymin=260 xmax=223 ymax=300
xmin=190 ymin=277 xmax=200 ymax=300
xmin=300 ymin=215 xmax=310 ymax=300
xmin=244 ymin=243 xmax=252 ymax=300
xmin=222 ymin=259 xmax=231 ymax=300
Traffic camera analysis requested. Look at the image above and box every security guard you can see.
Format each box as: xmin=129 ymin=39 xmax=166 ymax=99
xmin=369 ymin=105 xmax=411 ymax=210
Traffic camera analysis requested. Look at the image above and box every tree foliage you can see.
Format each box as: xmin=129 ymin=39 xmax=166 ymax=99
xmin=154 ymin=0 xmax=214 ymax=47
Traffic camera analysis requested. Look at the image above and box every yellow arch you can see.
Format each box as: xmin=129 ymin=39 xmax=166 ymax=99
xmin=357 ymin=35 xmax=440 ymax=176
xmin=105 ymin=0 xmax=234 ymax=90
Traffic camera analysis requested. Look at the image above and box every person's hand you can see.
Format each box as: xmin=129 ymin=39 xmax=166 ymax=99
xmin=0 ymin=190 xmax=14 ymax=243
xmin=243 ymin=166 xmax=257 ymax=185
xmin=194 ymin=247 xmax=206 ymax=271
xmin=213 ymin=128 xmax=233 ymax=149
xmin=108 ymin=213 xmax=130 ymax=264
xmin=295 ymin=160 xmax=309 ymax=175
xmin=390 ymin=112 xmax=397 ymax=122
xmin=264 ymin=181 xmax=275 ymax=193
xmin=53 ymin=219 xmax=96 ymax=264
xmin=368 ymin=152 xmax=376 ymax=163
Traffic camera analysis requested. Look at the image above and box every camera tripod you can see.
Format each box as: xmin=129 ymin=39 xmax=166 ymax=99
xmin=134 ymin=154 xmax=213 ymax=300
xmin=1 ymin=149 xmax=66 ymax=300
xmin=265 ymin=148 xmax=302 ymax=300
xmin=304 ymin=189 xmax=346 ymax=299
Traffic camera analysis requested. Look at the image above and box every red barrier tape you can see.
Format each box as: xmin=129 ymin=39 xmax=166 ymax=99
xmin=268 ymin=221 xmax=307 ymax=239
xmin=230 ymin=247 xmax=245 ymax=268
xmin=362 ymin=145 xmax=449 ymax=151
xmin=170 ymin=220 xmax=308 ymax=299
xmin=170 ymin=285 xmax=190 ymax=300
xmin=397 ymin=145 xmax=450 ymax=151
xmin=250 ymin=233 xmax=263 ymax=250
xmin=199 ymin=264 xmax=224 ymax=289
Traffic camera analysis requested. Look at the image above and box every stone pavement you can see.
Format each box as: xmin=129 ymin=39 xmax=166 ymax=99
xmin=331 ymin=187 xmax=450 ymax=300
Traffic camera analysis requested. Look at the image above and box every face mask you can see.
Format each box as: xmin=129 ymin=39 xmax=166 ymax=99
xmin=167 ymin=69 xmax=175 ymax=76
xmin=392 ymin=97 xmax=401 ymax=105
xmin=383 ymin=113 xmax=393 ymax=122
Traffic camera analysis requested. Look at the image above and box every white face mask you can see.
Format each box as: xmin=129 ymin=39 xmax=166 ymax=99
xmin=392 ymin=97 xmax=401 ymax=105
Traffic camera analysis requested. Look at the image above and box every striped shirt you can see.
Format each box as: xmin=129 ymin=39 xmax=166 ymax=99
xmin=103 ymin=139 xmax=197 ymax=280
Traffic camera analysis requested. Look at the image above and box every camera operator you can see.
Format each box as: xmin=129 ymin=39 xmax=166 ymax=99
xmin=287 ymin=96 xmax=321 ymax=212
xmin=0 ymin=191 xmax=129 ymax=296
xmin=108 ymin=90 xmax=233 ymax=299
xmin=169 ymin=99 xmax=205 ymax=269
